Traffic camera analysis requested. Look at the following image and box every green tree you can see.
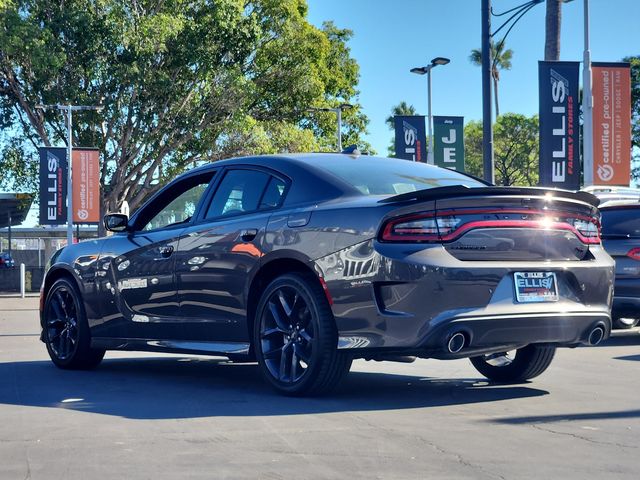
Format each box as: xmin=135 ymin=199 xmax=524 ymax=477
xmin=470 ymin=41 xmax=513 ymax=117
xmin=464 ymin=113 xmax=539 ymax=186
xmin=385 ymin=101 xmax=418 ymax=156
xmin=0 ymin=1 xmax=369 ymax=218
xmin=624 ymin=56 xmax=640 ymax=182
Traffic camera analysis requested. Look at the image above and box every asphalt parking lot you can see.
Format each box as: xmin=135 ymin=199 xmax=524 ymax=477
xmin=1 ymin=297 xmax=638 ymax=479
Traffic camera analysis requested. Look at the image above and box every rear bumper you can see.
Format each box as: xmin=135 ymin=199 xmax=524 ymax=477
xmin=419 ymin=310 xmax=610 ymax=359
xmin=612 ymin=277 xmax=640 ymax=320
xmin=319 ymin=240 xmax=614 ymax=356
xmin=612 ymin=296 xmax=640 ymax=319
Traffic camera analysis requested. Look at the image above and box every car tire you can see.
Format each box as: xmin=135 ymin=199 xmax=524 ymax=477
xmin=612 ymin=317 xmax=639 ymax=330
xmin=469 ymin=344 xmax=556 ymax=383
xmin=254 ymin=272 xmax=352 ymax=396
xmin=43 ymin=278 xmax=105 ymax=370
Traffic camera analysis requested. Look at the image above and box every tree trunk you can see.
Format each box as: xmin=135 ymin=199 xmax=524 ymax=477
xmin=545 ymin=0 xmax=562 ymax=61
xmin=493 ymin=76 xmax=500 ymax=118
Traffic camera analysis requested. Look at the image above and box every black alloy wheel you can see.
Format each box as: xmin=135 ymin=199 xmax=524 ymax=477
xmin=46 ymin=284 xmax=79 ymax=361
xmin=470 ymin=344 xmax=556 ymax=383
xmin=260 ymin=285 xmax=314 ymax=383
xmin=255 ymin=273 xmax=352 ymax=396
xmin=44 ymin=278 xmax=105 ymax=369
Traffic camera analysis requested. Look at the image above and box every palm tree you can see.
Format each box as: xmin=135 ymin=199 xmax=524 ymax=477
xmin=469 ymin=41 xmax=513 ymax=117
xmin=545 ymin=0 xmax=562 ymax=61
xmin=386 ymin=101 xmax=419 ymax=156
xmin=385 ymin=101 xmax=418 ymax=130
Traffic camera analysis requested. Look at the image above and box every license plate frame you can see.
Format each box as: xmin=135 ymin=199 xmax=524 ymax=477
xmin=513 ymin=272 xmax=559 ymax=303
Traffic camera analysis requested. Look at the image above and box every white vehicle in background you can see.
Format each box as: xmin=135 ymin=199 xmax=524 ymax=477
xmin=582 ymin=185 xmax=640 ymax=206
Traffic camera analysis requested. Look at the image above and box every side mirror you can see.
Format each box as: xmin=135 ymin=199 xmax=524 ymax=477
xmin=104 ymin=213 xmax=130 ymax=233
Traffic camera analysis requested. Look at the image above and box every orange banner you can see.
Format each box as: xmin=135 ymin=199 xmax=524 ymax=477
xmin=72 ymin=149 xmax=100 ymax=223
xmin=592 ymin=63 xmax=632 ymax=185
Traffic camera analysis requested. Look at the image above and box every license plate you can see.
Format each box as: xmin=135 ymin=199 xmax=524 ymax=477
xmin=514 ymin=272 xmax=559 ymax=303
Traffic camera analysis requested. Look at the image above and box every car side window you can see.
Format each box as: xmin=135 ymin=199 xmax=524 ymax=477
xmin=137 ymin=173 xmax=214 ymax=231
xmin=259 ymin=176 xmax=286 ymax=209
xmin=206 ymin=170 xmax=285 ymax=219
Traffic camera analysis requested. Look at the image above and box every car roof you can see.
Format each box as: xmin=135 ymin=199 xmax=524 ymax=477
xmin=599 ymin=199 xmax=640 ymax=210
xmin=185 ymin=152 xmax=443 ymax=174
xmin=582 ymin=185 xmax=640 ymax=195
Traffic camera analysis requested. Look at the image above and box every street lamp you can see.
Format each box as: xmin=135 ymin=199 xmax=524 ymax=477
xmin=308 ymin=103 xmax=353 ymax=151
xmin=410 ymin=57 xmax=450 ymax=165
xmin=35 ymin=103 xmax=103 ymax=245
xmin=582 ymin=0 xmax=594 ymax=186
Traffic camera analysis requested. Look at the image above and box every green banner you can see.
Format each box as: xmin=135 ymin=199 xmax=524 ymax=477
xmin=433 ymin=116 xmax=465 ymax=171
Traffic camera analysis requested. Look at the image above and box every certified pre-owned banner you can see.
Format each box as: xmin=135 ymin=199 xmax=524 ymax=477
xmin=72 ymin=148 xmax=101 ymax=223
xmin=394 ymin=115 xmax=427 ymax=161
xmin=433 ymin=116 xmax=465 ymax=171
xmin=538 ymin=61 xmax=580 ymax=190
xmin=39 ymin=147 xmax=68 ymax=225
xmin=592 ymin=62 xmax=632 ymax=185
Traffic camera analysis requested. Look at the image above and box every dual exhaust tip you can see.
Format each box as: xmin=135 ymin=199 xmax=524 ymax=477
xmin=446 ymin=332 xmax=467 ymax=354
xmin=587 ymin=325 xmax=606 ymax=346
xmin=445 ymin=324 xmax=606 ymax=352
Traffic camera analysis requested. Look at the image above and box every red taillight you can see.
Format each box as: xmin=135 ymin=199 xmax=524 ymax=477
xmin=569 ymin=217 xmax=600 ymax=243
xmin=626 ymin=248 xmax=640 ymax=261
xmin=381 ymin=213 xmax=461 ymax=242
xmin=380 ymin=209 xmax=601 ymax=244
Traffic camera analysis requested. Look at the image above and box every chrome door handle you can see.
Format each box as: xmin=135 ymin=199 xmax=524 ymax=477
xmin=240 ymin=229 xmax=258 ymax=242
xmin=159 ymin=245 xmax=174 ymax=258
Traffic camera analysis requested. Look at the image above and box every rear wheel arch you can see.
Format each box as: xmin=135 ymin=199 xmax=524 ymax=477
xmin=246 ymin=257 xmax=326 ymax=352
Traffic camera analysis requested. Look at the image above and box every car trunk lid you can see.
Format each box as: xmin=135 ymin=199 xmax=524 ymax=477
xmin=380 ymin=186 xmax=600 ymax=261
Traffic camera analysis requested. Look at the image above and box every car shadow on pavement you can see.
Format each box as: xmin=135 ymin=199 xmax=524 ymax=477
xmin=485 ymin=409 xmax=640 ymax=425
xmin=0 ymin=356 xmax=549 ymax=420
xmin=597 ymin=334 xmax=640 ymax=347
xmin=613 ymin=354 xmax=640 ymax=362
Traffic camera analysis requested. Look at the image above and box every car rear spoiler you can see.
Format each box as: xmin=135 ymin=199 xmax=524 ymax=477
xmin=379 ymin=185 xmax=600 ymax=208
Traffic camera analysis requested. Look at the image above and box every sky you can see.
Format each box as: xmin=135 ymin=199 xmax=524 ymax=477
xmin=307 ymin=0 xmax=640 ymax=154
xmin=6 ymin=0 xmax=640 ymax=229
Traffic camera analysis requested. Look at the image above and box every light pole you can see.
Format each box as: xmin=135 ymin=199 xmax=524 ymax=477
xmin=482 ymin=0 xmax=557 ymax=184
xmin=308 ymin=103 xmax=353 ymax=151
xmin=582 ymin=0 xmax=594 ymax=186
xmin=35 ymin=104 xmax=103 ymax=245
xmin=481 ymin=0 xmax=494 ymax=182
xmin=410 ymin=57 xmax=450 ymax=165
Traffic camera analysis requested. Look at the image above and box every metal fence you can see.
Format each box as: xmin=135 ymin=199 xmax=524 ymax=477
xmin=0 ymin=236 xmax=68 ymax=293
xmin=0 ymin=265 xmax=45 ymax=293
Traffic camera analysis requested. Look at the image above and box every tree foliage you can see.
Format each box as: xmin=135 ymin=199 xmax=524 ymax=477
xmin=465 ymin=113 xmax=539 ymax=186
xmin=0 ymin=0 xmax=370 ymax=215
xmin=624 ymin=56 xmax=640 ymax=182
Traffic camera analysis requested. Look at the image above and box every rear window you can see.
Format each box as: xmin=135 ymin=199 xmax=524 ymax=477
xmin=601 ymin=208 xmax=640 ymax=237
xmin=317 ymin=157 xmax=483 ymax=195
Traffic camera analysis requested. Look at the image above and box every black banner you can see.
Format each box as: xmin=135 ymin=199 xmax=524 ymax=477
xmin=538 ymin=61 xmax=580 ymax=190
xmin=394 ymin=115 xmax=427 ymax=162
xmin=39 ymin=147 xmax=68 ymax=225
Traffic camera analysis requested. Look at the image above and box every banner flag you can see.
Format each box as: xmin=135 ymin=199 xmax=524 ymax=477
xmin=72 ymin=148 xmax=101 ymax=223
xmin=592 ymin=62 xmax=632 ymax=185
xmin=538 ymin=61 xmax=580 ymax=190
xmin=39 ymin=147 xmax=68 ymax=225
xmin=394 ymin=116 xmax=427 ymax=161
xmin=433 ymin=116 xmax=465 ymax=171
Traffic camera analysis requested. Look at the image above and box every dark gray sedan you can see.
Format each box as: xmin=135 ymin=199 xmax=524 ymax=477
xmin=600 ymin=201 xmax=640 ymax=329
xmin=40 ymin=153 xmax=614 ymax=395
